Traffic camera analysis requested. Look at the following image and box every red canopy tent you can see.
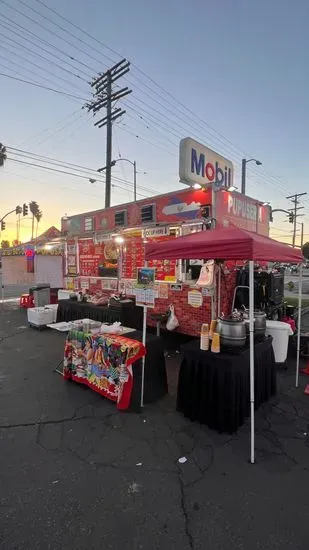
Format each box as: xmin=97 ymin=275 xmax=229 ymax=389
xmin=145 ymin=225 xmax=303 ymax=263
xmin=145 ymin=226 xmax=304 ymax=463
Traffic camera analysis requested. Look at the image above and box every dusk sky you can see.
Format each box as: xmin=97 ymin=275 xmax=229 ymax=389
xmin=1 ymin=0 xmax=308 ymax=245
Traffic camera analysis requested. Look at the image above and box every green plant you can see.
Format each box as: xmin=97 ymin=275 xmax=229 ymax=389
xmin=287 ymin=281 xmax=295 ymax=291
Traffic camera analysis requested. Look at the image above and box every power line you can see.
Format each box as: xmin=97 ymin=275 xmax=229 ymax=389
xmin=117 ymin=124 xmax=177 ymax=156
xmin=0 ymin=12 xmax=94 ymax=77
xmin=5 ymin=146 xmax=158 ymax=195
xmin=34 ymin=0 xmax=120 ymax=60
xmin=0 ymin=30 xmax=89 ymax=84
xmin=3 ymin=0 xmax=307 ymax=205
xmin=16 ymin=108 xmax=82 ymax=147
xmin=0 ymin=72 xmax=87 ymax=101
xmin=0 ymin=0 xmax=109 ymax=68
xmin=0 ymin=45 xmax=86 ymax=98
xmin=0 ymin=55 xmax=75 ymax=98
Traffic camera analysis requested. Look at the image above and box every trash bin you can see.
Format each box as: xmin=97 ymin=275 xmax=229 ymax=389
xmin=30 ymin=284 xmax=50 ymax=307
xmin=265 ymin=320 xmax=293 ymax=364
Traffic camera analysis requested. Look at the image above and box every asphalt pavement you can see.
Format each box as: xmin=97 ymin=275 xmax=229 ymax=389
xmin=1 ymin=304 xmax=309 ymax=549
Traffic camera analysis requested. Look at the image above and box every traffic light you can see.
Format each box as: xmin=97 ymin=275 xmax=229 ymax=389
xmin=22 ymin=203 xmax=28 ymax=217
xmin=289 ymin=212 xmax=294 ymax=224
xmin=0 ymin=143 xmax=6 ymax=167
xmin=15 ymin=205 xmax=22 ymax=215
xmin=1 ymin=221 xmax=6 ymax=230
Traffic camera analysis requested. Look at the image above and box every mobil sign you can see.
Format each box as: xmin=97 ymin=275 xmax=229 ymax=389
xmin=179 ymin=137 xmax=234 ymax=189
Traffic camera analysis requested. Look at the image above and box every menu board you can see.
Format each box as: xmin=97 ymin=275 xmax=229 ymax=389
xmin=148 ymin=236 xmax=176 ymax=281
xmin=122 ymin=239 xmax=144 ymax=279
xmin=78 ymin=239 xmax=119 ymax=277
xmin=122 ymin=236 xmax=176 ymax=281
xmin=67 ymin=240 xmax=77 ymax=275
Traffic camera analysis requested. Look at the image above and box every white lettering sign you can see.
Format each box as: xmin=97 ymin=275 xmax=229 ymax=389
xmin=227 ymin=195 xmax=262 ymax=222
xmin=179 ymin=137 xmax=234 ymax=188
xmin=142 ymin=226 xmax=170 ymax=239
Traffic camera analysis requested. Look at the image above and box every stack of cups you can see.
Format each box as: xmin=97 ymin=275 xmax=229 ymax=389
xmin=200 ymin=323 xmax=209 ymax=351
xmin=211 ymin=332 xmax=220 ymax=353
xmin=209 ymin=319 xmax=217 ymax=339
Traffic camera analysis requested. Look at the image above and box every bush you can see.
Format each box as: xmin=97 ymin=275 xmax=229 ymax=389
xmin=287 ymin=281 xmax=295 ymax=291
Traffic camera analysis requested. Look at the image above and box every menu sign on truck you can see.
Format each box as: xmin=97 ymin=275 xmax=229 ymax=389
xmin=78 ymin=239 xmax=119 ymax=277
xmin=78 ymin=239 xmax=103 ymax=277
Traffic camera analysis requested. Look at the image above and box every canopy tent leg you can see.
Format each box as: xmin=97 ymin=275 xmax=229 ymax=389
xmin=249 ymin=260 xmax=255 ymax=464
xmin=140 ymin=305 xmax=147 ymax=407
xmin=217 ymin=263 xmax=221 ymax=318
xmin=296 ymin=263 xmax=303 ymax=387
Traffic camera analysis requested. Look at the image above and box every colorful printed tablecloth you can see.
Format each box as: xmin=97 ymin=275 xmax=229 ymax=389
xmin=63 ymin=330 xmax=146 ymax=410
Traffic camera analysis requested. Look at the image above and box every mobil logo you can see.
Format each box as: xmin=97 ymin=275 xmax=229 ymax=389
xmin=179 ymin=137 xmax=234 ymax=188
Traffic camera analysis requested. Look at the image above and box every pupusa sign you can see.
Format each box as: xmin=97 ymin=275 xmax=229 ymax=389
xmin=227 ymin=194 xmax=262 ymax=222
xmin=216 ymin=191 xmax=270 ymax=236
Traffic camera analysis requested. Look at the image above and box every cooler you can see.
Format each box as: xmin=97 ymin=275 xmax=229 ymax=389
xmin=265 ymin=320 xmax=293 ymax=363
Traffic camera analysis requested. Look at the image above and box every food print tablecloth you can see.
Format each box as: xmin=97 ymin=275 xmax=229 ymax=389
xmin=63 ymin=330 xmax=146 ymax=410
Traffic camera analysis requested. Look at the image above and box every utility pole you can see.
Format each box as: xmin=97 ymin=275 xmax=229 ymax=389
xmin=86 ymin=59 xmax=132 ymax=208
xmin=105 ymin=71 xmax=112 ymax=209
xmin=286 ymin=193 xmax=307 ymax=247
xmin=301 ymin=222 xmax=304 ymax=248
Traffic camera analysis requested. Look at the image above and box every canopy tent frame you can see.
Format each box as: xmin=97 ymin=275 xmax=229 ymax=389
xmin=145 ymin=226 xmax=304 ymax=464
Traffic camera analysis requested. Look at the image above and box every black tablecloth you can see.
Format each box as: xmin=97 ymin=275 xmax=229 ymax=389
xmin=177 ymin=337 xmax=276 ymax=433
xmin=129 ymin=331 xmax=168 ymax=412
xmin=57 ymin=299 xmax=143 ymax=330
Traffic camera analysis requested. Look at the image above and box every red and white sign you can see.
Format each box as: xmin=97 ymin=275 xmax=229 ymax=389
xmin=216 ymin=191 xmax=270 ymax=236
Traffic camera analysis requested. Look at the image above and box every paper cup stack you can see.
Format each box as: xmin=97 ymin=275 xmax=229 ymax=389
xmin=200 ymin=323 xmax=209 ymax=351
xmin=211 ymin=332 xmax=220 ymax=353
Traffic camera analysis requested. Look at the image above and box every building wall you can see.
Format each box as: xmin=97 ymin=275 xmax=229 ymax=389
xmin=1 ymin=257 xmax=35 ymax=286
xmin=146 ymin=272 xmax=236 ymax=337
xmin=34 ymin=256 xmax=63 ymax=287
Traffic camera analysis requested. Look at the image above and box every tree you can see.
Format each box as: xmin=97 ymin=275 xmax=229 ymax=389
xmin=1 ymin=240 xmax=10 ymax=249
xmin=35 ymin=209 xmax=43 ymax=237
xmin=302 ymin=242 xmax=309 ymax=260
xmin=29 ymin=201 xmax=41 ymax=240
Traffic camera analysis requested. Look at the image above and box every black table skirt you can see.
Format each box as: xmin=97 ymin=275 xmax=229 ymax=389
xmin=129 ymin=331 xmax=168 ymax=412
xmin=177 ymin=337 xmax=276 ymax=433
xmin=57 ymin=300 xmax=143 ymax=330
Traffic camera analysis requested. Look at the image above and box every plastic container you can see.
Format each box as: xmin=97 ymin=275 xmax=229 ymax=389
xmin=27 ymin=307 xmax=54 ymax=327
xmin=58 ymin=289 xmax=72 ymax=301
xmin=265 ymin=320 xmax=293 ymax=363
xmin=45 ymin=304 xmax=58 ymax=323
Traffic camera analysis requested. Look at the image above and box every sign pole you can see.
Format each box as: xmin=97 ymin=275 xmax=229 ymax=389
xmin=141 ymin=305 xmax=147 ymax=407
xmin=0 ymin=272 xmax=4 ymax=308
xmin=211 ymin=184 xmax=216 ymax=319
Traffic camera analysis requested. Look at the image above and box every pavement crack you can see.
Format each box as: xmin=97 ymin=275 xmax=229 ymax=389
xmin=0 ymin=414 xmax=98 ymax=430
xmin=178 ymin=470 xmax=194 ymax=550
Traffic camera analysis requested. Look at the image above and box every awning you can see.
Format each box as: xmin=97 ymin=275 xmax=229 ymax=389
xmin=145 ymin=226 xmax=303 ymax=263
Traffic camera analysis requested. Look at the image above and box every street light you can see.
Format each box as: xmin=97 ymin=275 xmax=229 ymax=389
xmin=227 ymin=185 xmax=238 ymax=192
xmin=241 ymin=158 xmax=262 ymax=195
xmin=98 ymin=158 xmax=137 ymax=202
